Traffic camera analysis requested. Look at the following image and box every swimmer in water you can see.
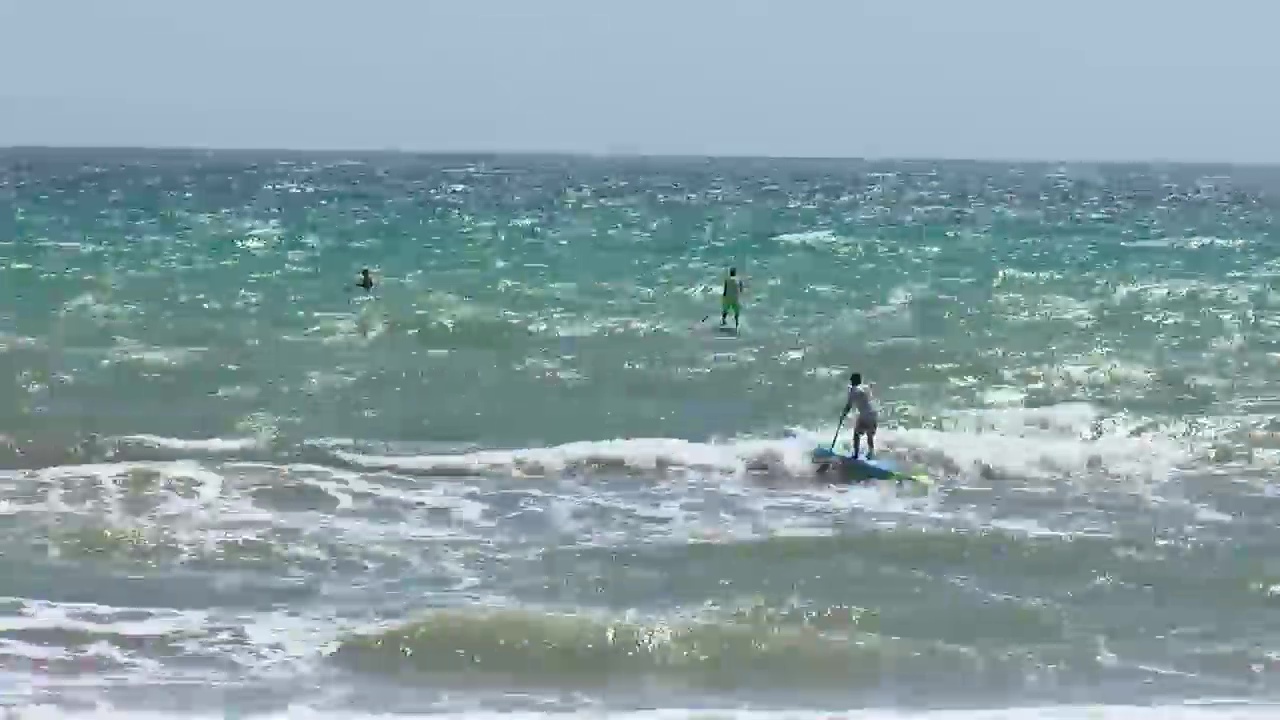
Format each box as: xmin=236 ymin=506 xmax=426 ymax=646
xmin=355 ymin=268 xmax=374 ymax=292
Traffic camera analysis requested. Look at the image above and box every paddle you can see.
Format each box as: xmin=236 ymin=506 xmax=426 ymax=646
xmin=815 ymin=413 xmax=846 ymax=473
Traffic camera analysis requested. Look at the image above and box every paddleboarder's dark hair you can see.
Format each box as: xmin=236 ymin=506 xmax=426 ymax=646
xmin=850 ymin=372 xmax=862 ymax=385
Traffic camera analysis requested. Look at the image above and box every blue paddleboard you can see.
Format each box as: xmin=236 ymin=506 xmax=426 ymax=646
xmin=810 ymin=446 xmax=929 ymax=484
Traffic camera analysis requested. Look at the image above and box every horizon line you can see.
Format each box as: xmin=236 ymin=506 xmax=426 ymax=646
xmin=1 ymin=143 xmax=1276 ymax=170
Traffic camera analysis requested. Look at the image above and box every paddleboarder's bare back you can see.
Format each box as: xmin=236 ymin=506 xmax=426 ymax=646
xmin=842 ymin=372 xmax=878 ymax=460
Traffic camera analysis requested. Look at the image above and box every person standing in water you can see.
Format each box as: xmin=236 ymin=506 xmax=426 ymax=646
xmin=720 ymin=267 xmax=744 ymax=328
xmin=355 ymin=268 xmax=374 ymax=292
xmin=841 ymin=372 xmax=878 ymax=460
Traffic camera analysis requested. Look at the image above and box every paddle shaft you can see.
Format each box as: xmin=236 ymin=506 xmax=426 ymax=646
xmin=815 ymin=414 xmax=846 ymax=473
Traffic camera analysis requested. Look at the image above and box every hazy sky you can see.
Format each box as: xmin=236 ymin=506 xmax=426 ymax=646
xmin=2 ymin=0 xmax=1277 ymax=162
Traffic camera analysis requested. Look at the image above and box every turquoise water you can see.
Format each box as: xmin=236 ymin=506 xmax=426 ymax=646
xmin=3 ymin=149 xmax=1280 ymax=718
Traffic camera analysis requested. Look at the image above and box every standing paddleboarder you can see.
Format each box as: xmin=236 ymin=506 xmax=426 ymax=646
xmin=840 ymin=372 xmax=879 ymax=460
xmin=720 ymin=267 xmax=744 ymax=329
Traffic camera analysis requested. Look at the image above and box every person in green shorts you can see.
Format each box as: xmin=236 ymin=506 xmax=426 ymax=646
xmin=721 ymin=267 xmax=744 ymax=328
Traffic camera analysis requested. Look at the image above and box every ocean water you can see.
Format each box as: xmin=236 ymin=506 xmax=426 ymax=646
xmin=3 ymin=149 xmax=1280 ymax=719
